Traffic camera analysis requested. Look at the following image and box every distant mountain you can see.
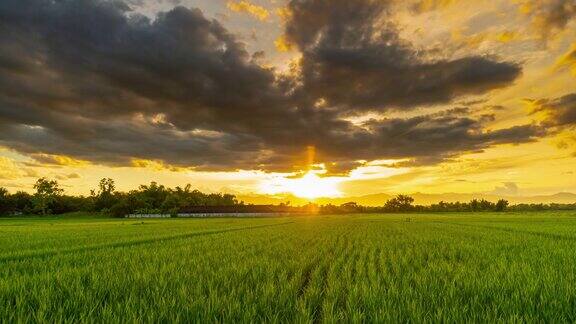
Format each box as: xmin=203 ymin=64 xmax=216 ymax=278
xmin=512 ymin=192 xmax=576 ymax=204
xmin=236 ymin=192 xmax=576 ymax=207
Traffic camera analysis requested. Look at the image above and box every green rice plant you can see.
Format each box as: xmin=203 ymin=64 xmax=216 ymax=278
xmin=1 ymin=211 xmax=576 ymax=322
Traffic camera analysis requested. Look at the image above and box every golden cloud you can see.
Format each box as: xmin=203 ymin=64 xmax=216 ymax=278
xmin=274 ymin=35 xmax=294 ymax=52
xmin=0 ymin=157 xmax=40 ymax=180
xmin=555 ymin=44 xmax=576 ymax=76
xmin=276 ymin=6 xmax=292 ymax=22
xmin=227 ymin=1 xmax=270 ymax=21
xmin=496 ymin=31 xmax=520 ymax=43
xmin=131 ymin=159 xmax=191 ymax=172
xmin=31 ymin=154 xmax=91 ymax=167
xmin=0 ymin=157 xmax=21 ymax=180
xmin=452 ymin=29 xmax=522 ymax=49
xmin=412 ymin=0 xmax=456 ymax=13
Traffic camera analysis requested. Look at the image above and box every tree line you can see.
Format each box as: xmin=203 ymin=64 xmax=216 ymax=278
xmin=316 ymin=195 xmax=576 ymax=213
xmin=318 ymin=195 xmax=512 ymax=213
xmin=0 ymin=178 xmax=237 ymax=217
xmin=1 ymin=179 xmax=575 ymax=217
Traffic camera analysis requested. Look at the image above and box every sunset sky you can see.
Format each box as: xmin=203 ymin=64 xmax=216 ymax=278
xmin=0 ymin=0 xmax=575 ymax=199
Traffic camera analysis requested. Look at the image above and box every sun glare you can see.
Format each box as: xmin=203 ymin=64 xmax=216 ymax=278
xmin=260 ymin=171 xmax=342 ymax=199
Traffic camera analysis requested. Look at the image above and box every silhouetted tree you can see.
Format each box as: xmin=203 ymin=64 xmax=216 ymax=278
xmin=10 ymin=191 xmax=33 ymax=214
xmin=33 ymin=178 xmax=63 ymax=215
xmin=94 ymin=178 xmax=117 ymax=210
xmin=495 ymin=199 xmax=509 ymax=212
xmin=384 ymin=195 xmax=415 ymax=212
xmin=0 ymin=187 xmax=12 ymax=215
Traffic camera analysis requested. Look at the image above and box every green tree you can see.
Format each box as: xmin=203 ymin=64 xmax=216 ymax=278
xmin=384 ymin=195 xmax=415 ymax=212
xmin=0 ymin=187 xmax=12 ymax=215
xmin=99 ymin=178 xmax=115 ymax=195
xmin=10 ymin=191 xmax=33 ymax=214
xmin=137 ymin=182 xmax=168 ymax=209
xmin=161 ymin=194 xmax=181 ymax=214
xmin=95 ymin=178 xmax=116 ymax=210
xmin=33 ymin=178 xmax=63 ymax=215
xmin=495 ymin=199 xmax=509 ymax=212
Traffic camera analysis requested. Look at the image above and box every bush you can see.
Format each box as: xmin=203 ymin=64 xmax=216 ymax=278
xmin=110 ymin=201 xmax=132 ymax=218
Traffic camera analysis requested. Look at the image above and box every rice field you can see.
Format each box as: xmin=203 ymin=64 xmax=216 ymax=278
xmin=2 ymin=211 xmax=576 ymax=322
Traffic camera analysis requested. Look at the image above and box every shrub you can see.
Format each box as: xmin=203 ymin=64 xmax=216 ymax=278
xmin=110 ymin=201 xmax=132 ymax=218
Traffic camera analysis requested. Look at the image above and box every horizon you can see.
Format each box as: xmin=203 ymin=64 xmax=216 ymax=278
xmin=4 ymin=176 xmax=576 ymax=207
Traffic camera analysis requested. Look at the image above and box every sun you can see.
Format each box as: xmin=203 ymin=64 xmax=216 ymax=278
xmin=260 ymin=171 xmax=342 ymax=199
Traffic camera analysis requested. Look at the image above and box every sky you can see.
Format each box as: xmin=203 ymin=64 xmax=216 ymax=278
xmin=0 ymin=0 xmax=575 ymax=200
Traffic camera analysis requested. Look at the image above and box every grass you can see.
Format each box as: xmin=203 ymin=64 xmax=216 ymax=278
xmin=2 ymin=211 xmax=576 ymax=322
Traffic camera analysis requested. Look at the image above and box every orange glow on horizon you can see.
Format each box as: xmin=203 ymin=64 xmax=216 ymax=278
xmin=259 ymin=171 xmax=343 ymax=199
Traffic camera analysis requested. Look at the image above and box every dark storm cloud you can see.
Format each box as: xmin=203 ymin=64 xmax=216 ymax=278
xmin=0 ymin=0 xmax=541 ymax=174
xmin=530 ymin=93 xmax=576 ymax=127
xmin=284 ymin=0 xmax=522 ymax=112
xmin=349 ymin=116 xmax=543 ymax=163
xmin=0 ymin=0 xmax=294 ymax=168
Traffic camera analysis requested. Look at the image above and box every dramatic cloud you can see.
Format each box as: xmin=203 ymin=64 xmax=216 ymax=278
xmin=0 ymin=0 xmax=539 ymax=174
xmin=0 ymin=0 xmax=290 ymax=167
xmin=283 ymin=0 xmax=522 ymax=112
xmin=350 ymin=115 xmax=542 ymax=163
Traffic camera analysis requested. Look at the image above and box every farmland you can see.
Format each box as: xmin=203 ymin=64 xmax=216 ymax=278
xmin=2 ymin=212 xmax=576 ymax=322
